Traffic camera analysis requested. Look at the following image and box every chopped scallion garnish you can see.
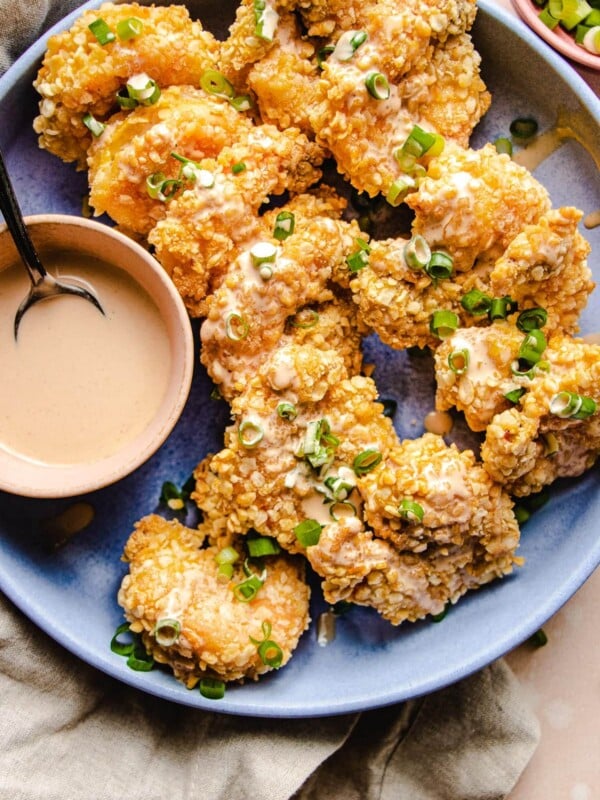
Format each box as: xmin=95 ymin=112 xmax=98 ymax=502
xmin=516 ymin=307 xmax=548 ymax=331
xmin=352 ymin=449 xmax=383 ymax=476
xmin=231 ymin=161 xmax=247 ymax=174
xmin=200 ymin=69 xmax=235 ymax=98
xmin=429 ymin=309 xmax=459 ymax=339
xmin=225 ymin=311 xmax=250 ymax=341
xmin=425 ymin=251 xmax=454 ymax=281
xmin=250 ymin=621 xmax=283 ymax=668
xmin=504 ymin=387 xmax=526 ymax=404
xmin=116 ymin=17 xmax=144 ymax=40
xmin=233 ymin=561 xmax=266 ymax=601
xmin=365 ymin=71 xmax=390 ymax=100
xmin=494 ymin=136 xmax=513 ymax=156
xmin=199 ymin=677 xmax=226 ymax=699
xmin=509 ymin=117 xmax=539 ymax=140
xmin=518 ymin=329 xmax=547 ymax=365
xmin=288 ymin=309 xmax=319 ymax=329
xmin=253 ymin=0 xmax=279 ymax=41
xmin=398 ymin=498 xmax=424 ymax=523
xmin=460 ymin=289 xmax=492 ymax=316
xmin=82 ymin=112 xmax=106 ymax=138
xmin=294 ymin=519 xmax=323 ymax=547
xmin=238 ymin=420 xmax=264 ymax=448
xmin=273 ymin=210 xmax=295 ymax=241
xmin=126 ymin=73 xmax=161 ymax=105
xmin=88 ymin=18 xmax=115 ymax=45
xmin=448 ymin=348 xmax=470 ymax=374
xmin=346 ymin=238 xmax=371 ymax=272
xmin=153 ymin=618 xmax=181 ymax=647
xmin=386 ymin=174 xmax=416 ymax=206
xmin=247 ymin=536 xmax=281 ymax=557
xmin=489 ymin=296 xmax=517 ymax=320
xmin=549 ymin=391 xmax=597 ymax=419
xmin=110 ymin=622 xmax=136 ymax=656
xmin=277 ymin=402 xmax=297 ymax=421
xmin=404 ymin=235 xmax=431 ymax=270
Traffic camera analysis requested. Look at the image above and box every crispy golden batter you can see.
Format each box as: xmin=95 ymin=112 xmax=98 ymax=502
xmin=148 ymin=138 xmax=325 ymax=316
xmin=33 ymin=3 xmax=219 ymax=168
xmin=308 ymin=433 xmax=520 ymax=624
xmin=481 ymin=334 xmax=600 ymax=495
xmin=199 ymin=199 xmax=361 ymax=396
xmin=489 ymin=207 xmax=594 ymax=335
xmin=87 ymin=87 xmax=256 ymax=235
xmin=118 ymin=514 xmax=310 ymax=684
xmin=308 ymin=34 xmax=489 ymax=198
xmin=406 ymin=143 xmax=552 ymax=271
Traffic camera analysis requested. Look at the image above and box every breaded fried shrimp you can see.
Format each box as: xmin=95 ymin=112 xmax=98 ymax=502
xmin=34 ymin=3 xmax=219 ymax=168
xmin=118 ymin=514 xmax=310 ymax=684
xmin=406 ymin=143 xmax=552 ymax=271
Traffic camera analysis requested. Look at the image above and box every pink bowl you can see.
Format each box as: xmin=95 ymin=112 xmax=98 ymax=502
xmin=512 ymin=0 xmax=600 ymax=69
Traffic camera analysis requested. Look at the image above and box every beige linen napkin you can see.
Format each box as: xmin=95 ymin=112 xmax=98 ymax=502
xmin=0 ymin=591 xmax=539 ymax=800
xmin=0 ymin=1 xmax=540 ymax=798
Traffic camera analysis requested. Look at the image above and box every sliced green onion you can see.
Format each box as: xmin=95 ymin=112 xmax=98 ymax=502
xmin=346 ymin=238 xmax=371 ymax=272
xmin=200 ymin=69 xmax=235 ymax=98
xmin=247 ymin=536 xmax=281 ymax=557
xmin=225 ymin=312 xmax=249 ymax=341
xmin=448 ymin=348 xmax=470 ymax=375
xmin=365 ymin=71 xmax=390 ymax=100
xmin=494 ymin=136 xmax=513 ymax=156
xmin=110 ymin=622 xmax=136 ymax=656
xmin=301 ymin=418 xmax=339 ymax=468
xmin=516 ymin=307 xmax=548 ymax=331
xmin=230 ymin=94 xmax=253 ymax=112
xmin=145 ymin=173 xmax=181 ymax=202
xmin=528 ymin=628 xmax=548 ymax=647
xmin=386 ymin=175 xmax=415 ymax=206
xmin=294 ymin=519 xmax=323 ymax=547
xmin=233 ymin=562 xmax=266 ymax=601
xmin=116 ymin=88 xmax=138 ymax=109
xmin=159 ymin=480 xmax=187 ymax=510
xmin=404 ymin=235 xmax=431 ymax=270
xmin=153 ymin=618 xmax=181 ymax=647
xmin=504 ymin=387 xmax=526 ymax=404
xmin=431 ymin=605 xmax=448 ymax=622
xmin=88 ymin=18 xmax=115 ymax=45
xmin=215 ymin=546 xmax=240 ymax=566
xmin=277 ymin=402 xmax=297 ymax=421
xmin=425 ymin=251 xmax=454 ymax=280
xmin=402 ymin=124 xmax=438 ymax=158
xmin=541 ymin=432 xmax=560 ymax=456
xmin=582 ymin=24 xmax=600 ymax=53
xmin=82 ymin=112 xmax=106 ymax=138
xmin=550 ymin=391 xmax=597 ymax=419
xmin=329 ymin=500 xmax=357 ymax=521
xmin=116 ymin=17 xmax=144 ymax=40
xmin=518 ymin=329 xmax=547 ymax=365
xmin=217 ymin=562 xmax=234 ymax=581
xmin=460 ymin=289 xmax=492 ymax=315
xmin=126 ymin=643 xmax=155 ymax=672
xmin=288 ymin=309 xmax=319 ymax=329
xmin=253 ymin=0 xmax=279 ymax=40
xmin=250 ymin=241 xmax=278 ymax=271
xmin=429 ymin=310 xmax=459 ymax=339
xmin=238 ymin=420 xmax=264 ymax=448
xmin=510 ymin=360 xmax=535 ymax=379
xmin=250 ymin=621 xmax=283 ymax=668
xmin=199 ymin=677 xmax=226 ymax=699
xmin=273 ymin=210 xmax=295 ymax=241
xmin=126 ymin=73 xmax=161 ymax=105
xmin=231 ymin=161 xmax=247 ymax=174
xmin=398 ymin=498 xmax=424 ymax=523
xmin=489 ymin=296 xmax=517 ymax=320
xmin=540 ymin=6 xmax=561 ymax=27
xmin=352 ymin=449 xmax=382 ymax=476
xmin=323 ymin=474 xmax=355 ymax=500
xmin=317 ymin=44 xmax=335 ymax=68
xmin=514 ymin=505 xmax=530 ymax=524
xmin=509 ymin=117 xmax=538 ymax=140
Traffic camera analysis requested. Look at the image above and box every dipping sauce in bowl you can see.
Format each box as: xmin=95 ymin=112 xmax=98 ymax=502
xmin=0 ymin=215 xmax=194 ymax=497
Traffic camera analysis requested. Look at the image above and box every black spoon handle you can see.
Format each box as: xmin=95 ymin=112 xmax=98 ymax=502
xmin=0 ymin=146 xmax=47 ymax=283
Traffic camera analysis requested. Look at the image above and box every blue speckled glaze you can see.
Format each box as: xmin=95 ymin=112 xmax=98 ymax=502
xmin=0 ymin=0 xmax=599 ymax=718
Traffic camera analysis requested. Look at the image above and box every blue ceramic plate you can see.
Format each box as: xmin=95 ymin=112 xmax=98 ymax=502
xmin=0 ymin=0 xmax=599 ymax=718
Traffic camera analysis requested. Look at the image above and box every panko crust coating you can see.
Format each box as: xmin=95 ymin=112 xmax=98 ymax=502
xmin=481 ymin=335 xmax=600 ymax=495
xmin=307 ymin=433 xmax=520 ymax=625
xmin=489 ymin=207 xmax=593 ymax=335
xmin=118 ymin=514 xmax=310 ymax=684
xmin=406 ymin=143 xmax=552 ymax=272
xmin=33 ymin=3 xmax=219 ymax=168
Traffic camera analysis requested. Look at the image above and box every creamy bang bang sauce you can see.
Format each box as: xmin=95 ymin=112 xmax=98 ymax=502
xmin=0 ymin=251 xmax=172 ymax=465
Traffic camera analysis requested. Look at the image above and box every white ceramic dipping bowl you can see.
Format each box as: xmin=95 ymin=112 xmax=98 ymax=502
xmin=0 ymin=214 xmax=194 ymax=498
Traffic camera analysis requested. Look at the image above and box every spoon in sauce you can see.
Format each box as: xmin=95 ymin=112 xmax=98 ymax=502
xmin=0 ymin=147 xmax=104 ymax=339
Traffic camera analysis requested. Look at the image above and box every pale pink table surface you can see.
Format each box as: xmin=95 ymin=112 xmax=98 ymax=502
xmin=490 ymin=3 xmax=599 ymax=798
